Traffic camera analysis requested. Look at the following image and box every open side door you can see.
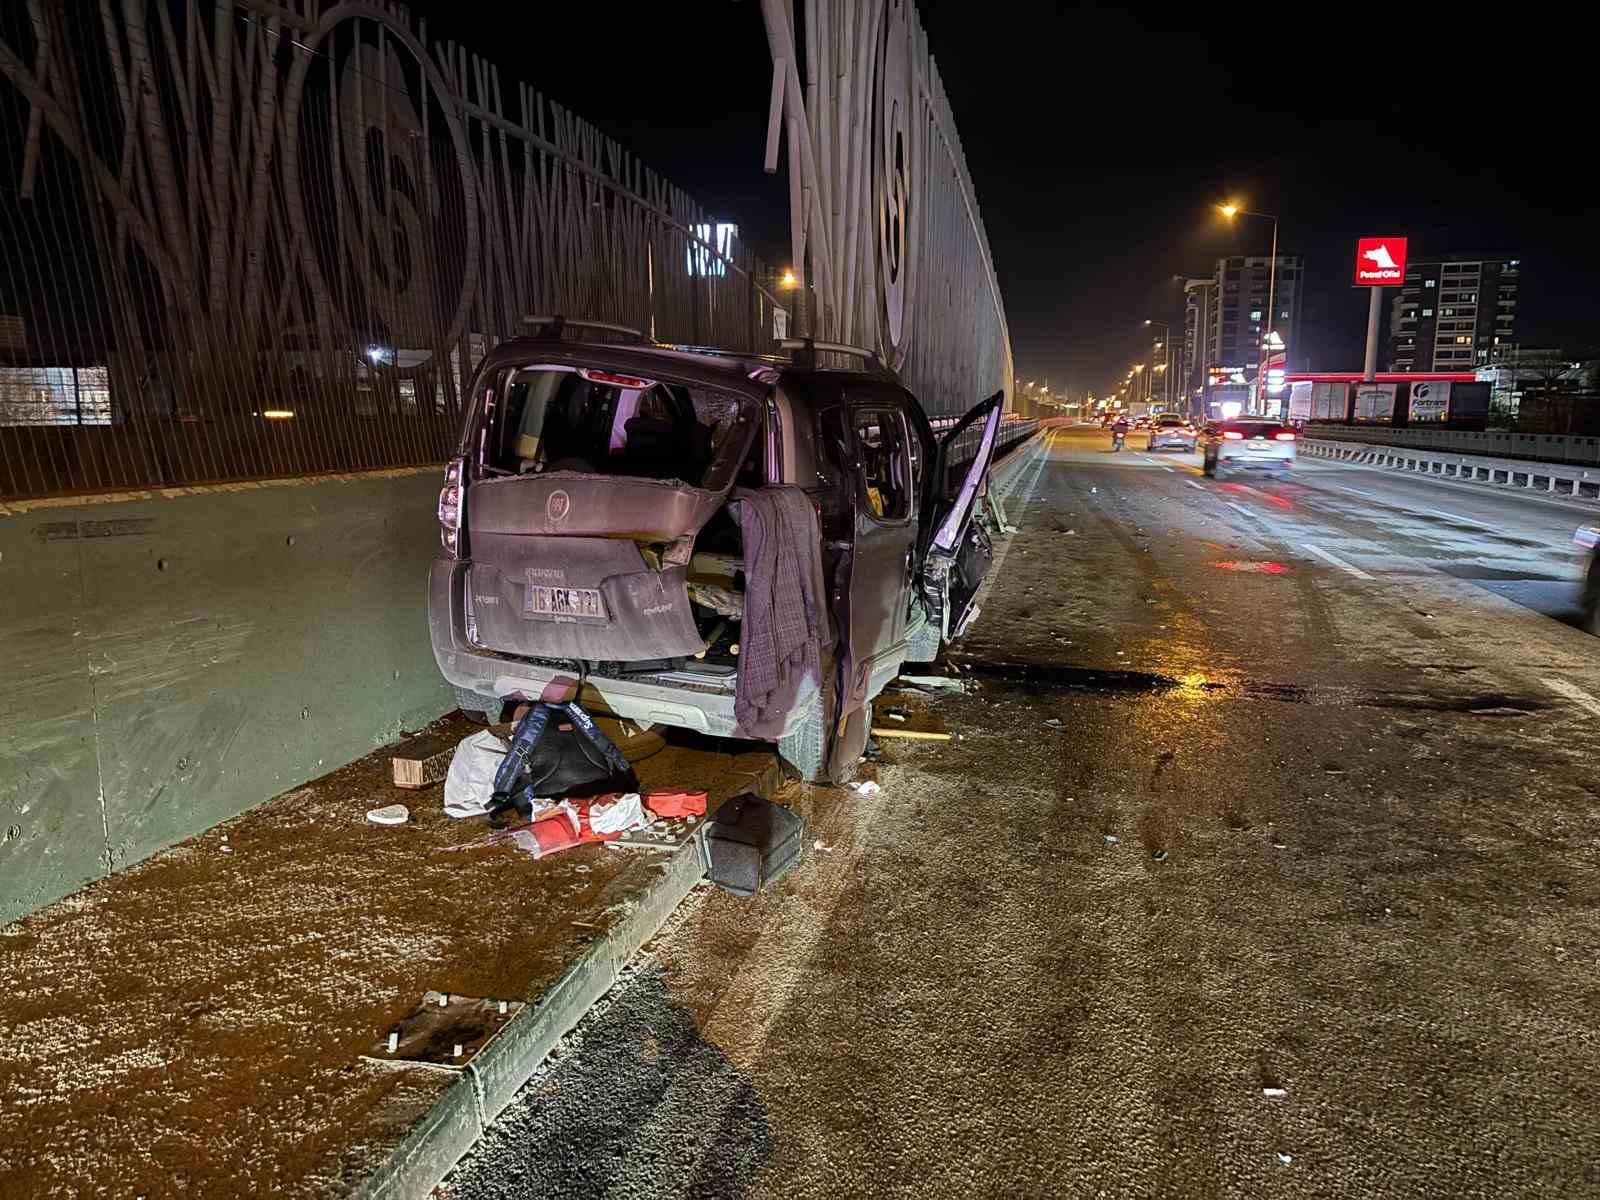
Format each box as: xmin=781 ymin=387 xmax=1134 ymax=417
xmin=918 ymin=391 xmax=1005 ymax=642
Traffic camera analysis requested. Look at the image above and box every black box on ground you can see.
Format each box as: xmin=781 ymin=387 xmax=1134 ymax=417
xmin=701 ymin=793 xmax=805 ymax=897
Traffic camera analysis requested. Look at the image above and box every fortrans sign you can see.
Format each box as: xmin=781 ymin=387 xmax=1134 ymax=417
xmin=1354 ymin=237 xmax=1407 ymax=286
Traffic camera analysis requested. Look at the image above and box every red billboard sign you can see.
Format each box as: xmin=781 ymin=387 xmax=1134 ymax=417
xmin=1354 ymin=236 xmax=1407 ymax=286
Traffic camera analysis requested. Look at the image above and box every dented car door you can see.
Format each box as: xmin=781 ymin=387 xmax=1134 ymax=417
xmin=918 ymin=391 xmax=1004 ymax=642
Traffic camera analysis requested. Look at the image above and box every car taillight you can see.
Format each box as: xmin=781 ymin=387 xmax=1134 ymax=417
xmin=438 ymin=457 xmax=464 ymax=557
xmin=578 ymin=368 xmax=655 ymax=389
xmin=1222 ymin=431 xmax=1244 ymax=440
xmin=1274 ymin=432 xmax=1296 ymax=442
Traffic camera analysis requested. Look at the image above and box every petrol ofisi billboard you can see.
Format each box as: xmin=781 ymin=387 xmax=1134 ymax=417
xmin=1354 ymin=237 xmax=1407 ymax=286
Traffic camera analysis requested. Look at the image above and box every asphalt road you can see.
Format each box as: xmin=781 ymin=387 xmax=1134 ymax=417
xmin=442 ymin=426 xmax=1600 ymax=1199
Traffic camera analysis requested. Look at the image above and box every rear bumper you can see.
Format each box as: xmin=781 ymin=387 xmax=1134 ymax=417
xmin=428 ymin=559 xmax=817 ymax=739
xmin=1149 ymin=435 xmax=1196 ymax=450
xmin=1217 ymin=449 xmax=1295 ymax=470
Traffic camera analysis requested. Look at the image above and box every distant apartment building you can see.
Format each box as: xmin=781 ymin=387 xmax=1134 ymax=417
xmin=1205 ymin=255 xmax=1304 ymax=380
xmin=1385 ymin=257 xmax=1520 ymax=371
xmin=1181 ymin=278 xmax=1214 ymax=401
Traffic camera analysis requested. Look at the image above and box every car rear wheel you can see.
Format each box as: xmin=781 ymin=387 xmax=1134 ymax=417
xmin=778 ymin=693 xmax=838 ymax=783
xmin=455 ymin=686 xmax=503 ymax=725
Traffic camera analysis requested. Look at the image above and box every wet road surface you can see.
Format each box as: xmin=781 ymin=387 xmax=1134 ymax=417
xmin=443 ymin=426 xmax=1600 ymax=1199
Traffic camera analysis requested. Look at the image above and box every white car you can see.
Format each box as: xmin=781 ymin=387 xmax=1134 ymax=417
xmin=1201 ymin=419 xmax=1296 ymax=479
xmin=1148 ymin=414 xmax=1196 ymax=452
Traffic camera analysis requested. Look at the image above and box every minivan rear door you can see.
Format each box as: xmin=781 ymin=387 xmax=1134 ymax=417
xmin=460 ymin=354 xmax=762 ymax=664
xmin=918 ymin=391 xmax=1004 ymax=641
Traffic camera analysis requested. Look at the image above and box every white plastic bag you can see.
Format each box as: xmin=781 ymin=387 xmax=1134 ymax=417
xmin=585 ymin=792 xmax=649 ymax=835
xmin=444 ymin=730 xmax=508 ymax=818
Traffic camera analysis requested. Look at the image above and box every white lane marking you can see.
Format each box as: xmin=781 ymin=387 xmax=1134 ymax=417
xmin=1321 ymin=479 xmax=1559 ymax=552
xmin=1160 ymin=466 xmax=1176 ymax=473
xmin=1185 ymin=480 xmax=1206 ymax=491
xmin=1324 ymin=481 xmax=1500 ymax=531
xmin=1225 ymin=500 xmax=1269 ymax=522
xmin=1543 ymin=678 xmax=1600 ymax=720
xmin=1302 ymin=543 xmax=1375 ymax=580
xmin=1432 ymin=509 xmax=1498 ymax=531
xmin=1324 ymin=483 xmax=1380 ymax=499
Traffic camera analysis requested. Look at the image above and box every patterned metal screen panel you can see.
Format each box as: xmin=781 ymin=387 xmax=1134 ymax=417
xmin=0 ymin=0 xmax=785 ymax=499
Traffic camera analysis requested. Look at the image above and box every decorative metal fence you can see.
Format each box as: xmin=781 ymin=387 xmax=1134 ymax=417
xmin=759 ymin=0 xmax=1013 ymax=417
xmin=0 ymin=0 xmax=786 ymax=500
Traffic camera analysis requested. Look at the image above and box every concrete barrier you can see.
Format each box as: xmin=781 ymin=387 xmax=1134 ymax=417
xmin=0 ymin=469 xmax=454 ymax=923
xmin=1301 ymin=437 xmax=1600 ymax=501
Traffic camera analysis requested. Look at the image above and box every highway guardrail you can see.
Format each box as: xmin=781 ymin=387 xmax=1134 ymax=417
xmin=1301 ymin=437 xmax=1600 ymax=500
xmin=1303 ymin=424 xmax=1600 ymax=466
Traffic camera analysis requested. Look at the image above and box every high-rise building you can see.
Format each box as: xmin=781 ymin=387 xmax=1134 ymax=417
xmin=1386 ymin=257 xmax=1520 ymax=372
xmin=1205 ymin=254 xmax=1303 ymax=388
xmin=1182 ymin=278 xmax=1214 ymax=403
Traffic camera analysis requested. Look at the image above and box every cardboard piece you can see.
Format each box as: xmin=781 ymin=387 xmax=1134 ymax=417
xmin=389 ymin=735 xmax=458 ymax=789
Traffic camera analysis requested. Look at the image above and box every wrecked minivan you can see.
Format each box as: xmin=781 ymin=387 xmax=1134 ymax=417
xmin=428 ymin=319 xmax=1005 ymax=781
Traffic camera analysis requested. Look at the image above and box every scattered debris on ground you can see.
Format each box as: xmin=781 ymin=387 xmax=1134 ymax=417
xmin=362 ymin=991 xmax=524 ymax=1071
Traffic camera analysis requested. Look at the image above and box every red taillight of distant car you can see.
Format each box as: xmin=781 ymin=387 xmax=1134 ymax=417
xmin=1222 ymin=431 xmax=1244 ymax=440
xmin=1274 ymin=432 xmax=1296 ymax=442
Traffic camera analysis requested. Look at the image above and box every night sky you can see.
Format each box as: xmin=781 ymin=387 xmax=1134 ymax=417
xmin=417 ymin=3 xmax=1593 ymax=398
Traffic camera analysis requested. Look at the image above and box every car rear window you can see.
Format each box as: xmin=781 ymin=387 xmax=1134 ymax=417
xmin=478 ymin=365 xmax=752 ymax=486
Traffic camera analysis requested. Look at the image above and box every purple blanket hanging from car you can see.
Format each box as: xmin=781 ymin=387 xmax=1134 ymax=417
xmin=731 ymin=486 xmax=833 ymax=739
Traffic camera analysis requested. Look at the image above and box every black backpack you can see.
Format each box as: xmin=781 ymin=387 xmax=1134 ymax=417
xmin=486 ymin=701 xmax=638 ymax=823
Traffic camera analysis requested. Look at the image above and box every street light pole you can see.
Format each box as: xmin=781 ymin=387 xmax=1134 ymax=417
xmin=1263 ymin=216 xmax=1279 ymax=417
xmin=1217 ymin=204 xmax=1281 ymax=416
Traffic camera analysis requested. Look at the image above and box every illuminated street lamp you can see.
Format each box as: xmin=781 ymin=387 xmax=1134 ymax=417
xmin=1216 ymin=201 xmax=1281 ymax=415
xmin=778 ymin=268 xmax=798 ymax=290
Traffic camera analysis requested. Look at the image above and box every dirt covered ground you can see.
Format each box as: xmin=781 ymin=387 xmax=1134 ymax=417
xmin=0 ymin=713 xmax=776 ymax=1197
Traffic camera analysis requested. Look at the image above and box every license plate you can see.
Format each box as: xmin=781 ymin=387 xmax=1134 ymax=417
xmin=525 ymin=584 xmax=605 ymax=620
xmin=1246 ymin=441 xmax=1272 ymax=451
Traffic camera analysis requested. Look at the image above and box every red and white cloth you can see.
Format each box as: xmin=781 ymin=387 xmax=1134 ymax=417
xmin=644 ymin=791 xmax=707 ymax=820
xmin=507 ymin=793 xmax=650 ymax=858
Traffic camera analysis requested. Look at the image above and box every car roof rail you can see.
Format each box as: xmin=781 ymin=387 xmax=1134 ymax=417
xmin=779 ymin=337 xmax=890 ymax=373
xmin=656 ymin=343 xmax=789 ymax=365
xmin=517 ymin=315 xmax=647 ymax=343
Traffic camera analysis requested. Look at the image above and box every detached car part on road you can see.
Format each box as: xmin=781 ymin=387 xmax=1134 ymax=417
xmin=1201 ymin=419 xmax=1296 ymax=480
xmin=429 ymin=321 xmax=1005 ymax=782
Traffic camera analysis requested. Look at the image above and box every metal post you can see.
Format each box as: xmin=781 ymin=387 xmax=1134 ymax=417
xmin=1260 ymin=218 xmax=1277 ymax=415
xmin=1362 ymin=286 xmax=1383 ymax=382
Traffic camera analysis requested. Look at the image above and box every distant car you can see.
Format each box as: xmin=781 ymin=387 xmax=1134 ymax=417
xmin=1201 ymin=419 xmax=1296 ymax=479
xmin=1133 ymin=416 xmax=1153 ymax=431
xmin=1148 ymin=413 xmax=1196 ymax=453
